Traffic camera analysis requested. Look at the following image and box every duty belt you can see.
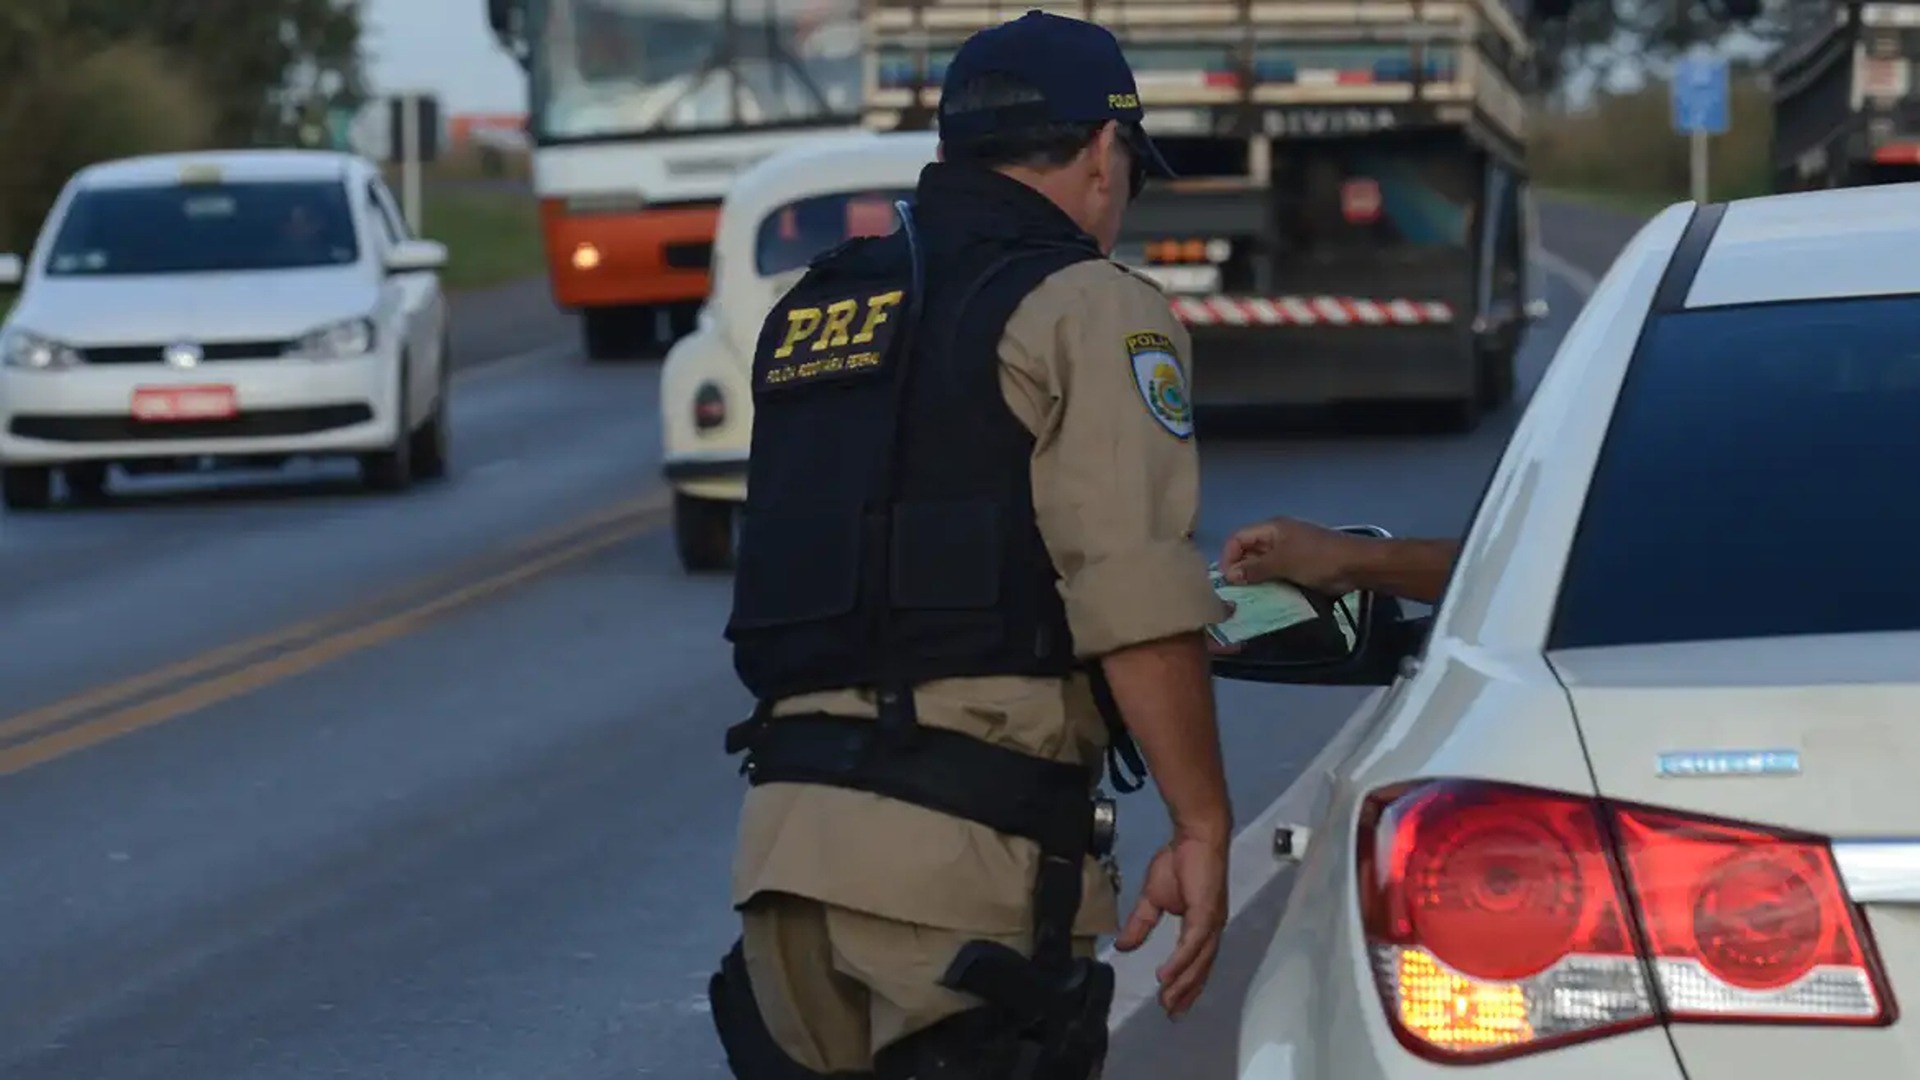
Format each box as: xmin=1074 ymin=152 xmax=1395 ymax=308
xmin=724 ymin=709 xmax=1114 ymax=973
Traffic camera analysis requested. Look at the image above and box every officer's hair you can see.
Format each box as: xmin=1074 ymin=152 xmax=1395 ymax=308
xmin=940 ymin=72 xmax=1105 ymax=171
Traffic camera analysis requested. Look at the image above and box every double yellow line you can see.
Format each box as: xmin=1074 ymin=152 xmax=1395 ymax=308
xmin=0 ymin=490 xmax=675 ymax=776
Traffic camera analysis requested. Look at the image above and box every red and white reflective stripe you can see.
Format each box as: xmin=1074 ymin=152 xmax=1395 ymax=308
xmin=1168 ymin=295 xmax=1454 ymax=326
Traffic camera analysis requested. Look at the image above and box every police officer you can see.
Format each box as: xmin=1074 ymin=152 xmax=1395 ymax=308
xmin=709 ymin=11 xmax=1233 ymax=1079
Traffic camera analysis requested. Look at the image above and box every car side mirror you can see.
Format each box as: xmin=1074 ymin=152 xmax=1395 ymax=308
xmin=385 ymin=239 xmax=448 ymax=275
xmin=1207 ymin=524 xmax=1423 ymax=687
xmin=0 ymin=254 xmax=22 ymax=288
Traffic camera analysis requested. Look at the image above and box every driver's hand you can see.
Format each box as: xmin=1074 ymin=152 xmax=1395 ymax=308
xmin=1219 ymin=516 xmax=1362 ymax=594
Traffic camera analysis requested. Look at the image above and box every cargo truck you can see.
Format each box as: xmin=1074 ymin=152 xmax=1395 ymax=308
xmin=1770 ymin=0 xmax=1920 ymax=191
xmin=861 ymin=0 xmax=1549 ymax=430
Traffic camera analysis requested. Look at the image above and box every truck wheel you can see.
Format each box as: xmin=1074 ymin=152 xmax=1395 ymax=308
xmin=674 ymin=491 xmax=736 ymax=573
xmin=583 ymin=309 xmax=625 ymax=361
xmin=1476 ymin=344 xmax=1516 ymax=411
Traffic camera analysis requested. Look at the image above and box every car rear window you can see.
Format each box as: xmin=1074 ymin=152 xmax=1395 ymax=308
xmin=754 ymin=189 xmax=913 ymax=277
xmin=45 ymin=179 xmax=359 ymax=276
xmin=1549 ymin=293 xmax=1920 ymax=650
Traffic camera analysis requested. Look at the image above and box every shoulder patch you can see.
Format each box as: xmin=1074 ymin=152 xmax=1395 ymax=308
xmin=756 ymin=287 xmax=907 ymax=394
xmin=1125 ymin=330 xmax=1193 ymax=440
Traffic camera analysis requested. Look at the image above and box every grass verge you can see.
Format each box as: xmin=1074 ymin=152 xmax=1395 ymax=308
xmin=1530 ymin=80 xmax=1773 ymax=210
xmin=417 ymin=186 xmax=546 ymax=292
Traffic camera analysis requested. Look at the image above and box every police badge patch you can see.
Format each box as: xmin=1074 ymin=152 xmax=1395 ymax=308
xmin=1125 ymin=331 xmax=1193 ymax=439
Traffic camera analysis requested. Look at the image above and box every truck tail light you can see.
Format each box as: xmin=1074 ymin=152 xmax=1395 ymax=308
xmin=1358 ymin=780 xmax=1892 ymax=1065
xmin=1146 ymin=238 xmax=1232 ymax=265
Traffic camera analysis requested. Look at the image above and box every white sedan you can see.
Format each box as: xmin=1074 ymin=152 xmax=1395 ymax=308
xmin=0 ymin=149 xmax=453 ymax=510
xmin=1221 ymin=184 xmax=1920 ymax=1078
xmin=659 ymin=129 xmax=936 ymax=572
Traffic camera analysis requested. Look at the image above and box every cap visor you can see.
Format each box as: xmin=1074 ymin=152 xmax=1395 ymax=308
xmin=1124 ymin=124 xmax=1177 ymax=179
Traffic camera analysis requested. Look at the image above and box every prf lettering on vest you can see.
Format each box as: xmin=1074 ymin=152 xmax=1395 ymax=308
xmin=760 ymin=289 xmax=906 ymax=392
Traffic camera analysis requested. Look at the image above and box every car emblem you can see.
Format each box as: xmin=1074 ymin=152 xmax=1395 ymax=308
xmin=1657 ymin=749 xmax=1801 ymax=779
xmin=163 ymin=341 xmax=202 ymax=368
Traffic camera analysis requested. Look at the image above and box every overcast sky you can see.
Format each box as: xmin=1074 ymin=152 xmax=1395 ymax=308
xmin=360 ymin=0 xmax=528 ymax=114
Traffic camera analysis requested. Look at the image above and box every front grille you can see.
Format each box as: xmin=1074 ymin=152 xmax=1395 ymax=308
xmin=663 ymin=241 xmax=713 ymax=271
xmin=79 ymin=340 xmax=293 ymax=364
xmin=9 ymin=404 xmax=372 ymax=442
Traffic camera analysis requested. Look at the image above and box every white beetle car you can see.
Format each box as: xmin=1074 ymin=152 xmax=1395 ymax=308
xmin=1223 ymin=186 xmax=1920 ymax=1078
xmin=660 ymin=130 xmax=937 ymax=572
xmin=0 ymin=149 xmax=453 ymax=510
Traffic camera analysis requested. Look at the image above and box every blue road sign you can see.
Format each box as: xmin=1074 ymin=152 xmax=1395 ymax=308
xmin=1671 ymin=54 xmax=1730 ymax=136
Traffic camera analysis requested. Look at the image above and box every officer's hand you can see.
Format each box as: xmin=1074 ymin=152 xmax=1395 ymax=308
xmin=1113 ymin=834 xmax=1229 ymax=1019
xmin=1220 ymin=516 xmax=1363 ymax=595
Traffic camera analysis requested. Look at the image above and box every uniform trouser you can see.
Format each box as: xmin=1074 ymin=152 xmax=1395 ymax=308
xmin=738 ymin=891 xmax=1104 ymax=1077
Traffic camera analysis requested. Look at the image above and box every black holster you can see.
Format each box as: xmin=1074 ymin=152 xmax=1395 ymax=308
xmin=725 ymin=708 xmax=1119 ymax=1079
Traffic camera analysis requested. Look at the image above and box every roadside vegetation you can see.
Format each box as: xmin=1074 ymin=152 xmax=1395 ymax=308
xmin=1530 ymin=77 xmax=1775 ymax=214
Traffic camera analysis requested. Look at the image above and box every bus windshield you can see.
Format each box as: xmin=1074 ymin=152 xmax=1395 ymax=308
xmin=531 ymin=0 xmax=862 ymax=141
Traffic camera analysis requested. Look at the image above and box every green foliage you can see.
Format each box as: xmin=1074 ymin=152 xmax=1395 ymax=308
xmin=0 ymin=37 xmax=217 ymax=251
xmin=1530 ymin=79 xmax=1776 ymax=205
xmin=0 ymin=0 xmax=363 ymax=253
xmin=419 ymin=189 xmax=548 ymax=291
xmin=1536 ymin=0 xmax=1829 ymax=92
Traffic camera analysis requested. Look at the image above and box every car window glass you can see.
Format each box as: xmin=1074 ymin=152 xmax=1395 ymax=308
xmin=366 ymin=182 xmax=401 ymax=246
xmin=46 ymin=180 xmax=358 ymax=276
xmin=1550 ymin=294 xmax=1920 ymax=650
xmin=753 ymin=188 xmax=913 ymax=277
xmin=369 ymin=181 xmax=412 ymax=240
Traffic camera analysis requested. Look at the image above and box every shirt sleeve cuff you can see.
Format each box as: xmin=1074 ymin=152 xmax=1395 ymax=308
xmin=1061 ymin=541 xmax=1232 ymax=658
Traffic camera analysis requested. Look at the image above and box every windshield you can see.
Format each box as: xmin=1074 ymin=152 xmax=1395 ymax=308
xmin=45 ymin=180 xmax=359 ymax=277
xmin=1550 ymin=294 xmax=1920 ymax=651
xmin=754 ymin=189 xmax=912 ymax=277
xmin=531 ymin=0 xmax=862 ymax=142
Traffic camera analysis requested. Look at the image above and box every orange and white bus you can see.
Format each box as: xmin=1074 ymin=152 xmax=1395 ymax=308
xmin=486 ymin=0 xmax=862 ymax=359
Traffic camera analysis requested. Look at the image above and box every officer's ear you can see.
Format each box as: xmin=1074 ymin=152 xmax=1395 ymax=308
xmin=1090 ymin=121 xmax=1125 ymax=191
xmin=935 ymin=140 xmax=946 ymax=162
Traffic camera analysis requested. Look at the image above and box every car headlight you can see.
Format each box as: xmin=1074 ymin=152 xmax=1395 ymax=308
xmin=293 ymin=317 xmax=376 ymax=359
xmin=0 ymin=328 xmax=82 ymax=370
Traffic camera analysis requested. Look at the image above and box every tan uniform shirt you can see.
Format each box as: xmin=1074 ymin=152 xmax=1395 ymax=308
xmin=731 ymin=258 xmax=1231 ymax=938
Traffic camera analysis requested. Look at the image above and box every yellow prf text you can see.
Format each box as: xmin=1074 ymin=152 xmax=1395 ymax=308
xmin=773 ymin=290 xmax=904 ymax=360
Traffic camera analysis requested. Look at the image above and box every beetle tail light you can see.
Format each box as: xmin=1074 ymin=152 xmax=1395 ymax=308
xmin=1358 ymin=780 xmax=1893 ymax=1065
xmin=693 ymin=382 xmax=726 ymax=430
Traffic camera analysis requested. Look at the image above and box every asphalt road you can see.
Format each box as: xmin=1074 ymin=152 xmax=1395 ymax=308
xmin=0 ymin=199 xmax=1643 ymax=1079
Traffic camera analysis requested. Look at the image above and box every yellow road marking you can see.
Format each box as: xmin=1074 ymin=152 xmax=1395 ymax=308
xmin=0 ymin=489 xmax=670 ymax=753
xmin=0 ymin=506 xmax=670 ymax=775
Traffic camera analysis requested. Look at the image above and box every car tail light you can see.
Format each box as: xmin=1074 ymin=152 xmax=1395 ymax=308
xmin=693 ymin=382 xmax=726 ymax=431
xmin=1358 ymin=780 xmax=1893 ymax=1064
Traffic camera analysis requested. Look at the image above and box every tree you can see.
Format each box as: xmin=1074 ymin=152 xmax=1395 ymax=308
xmin=1531 ymin=0 xmax=1833 ymax=91
xmin=0 ymin=0 xmax=363 ymax=249
xmin=15 ymin=0 xmax=366 ymax=144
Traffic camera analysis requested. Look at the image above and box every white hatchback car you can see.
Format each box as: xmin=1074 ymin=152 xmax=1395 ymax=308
xmin=1221 ymin=186 xmax=1920 ymax=1078
xmin=659 ymin=130 xmax=937 ymax=572
xmin=0 ymin=149 xmax=453 ymax=510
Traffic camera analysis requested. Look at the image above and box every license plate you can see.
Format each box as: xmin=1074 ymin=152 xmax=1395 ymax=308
xmin=1135 ymin=264 xmax=1221 ymax=295
xmin=131 ymin=385 xmax=237 ymax=421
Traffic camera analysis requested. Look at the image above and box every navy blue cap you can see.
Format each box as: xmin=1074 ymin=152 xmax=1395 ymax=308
xmin=938 ymin=10 xmax=1175 ymax=180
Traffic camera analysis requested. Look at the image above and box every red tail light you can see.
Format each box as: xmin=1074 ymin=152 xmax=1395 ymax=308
xmin=1358 ymin=780 xmax=1893 ymax=1064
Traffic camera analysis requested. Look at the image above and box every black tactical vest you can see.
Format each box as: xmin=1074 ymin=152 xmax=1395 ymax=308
xmin=724 ymin=165 xmax=1106 ymax=701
